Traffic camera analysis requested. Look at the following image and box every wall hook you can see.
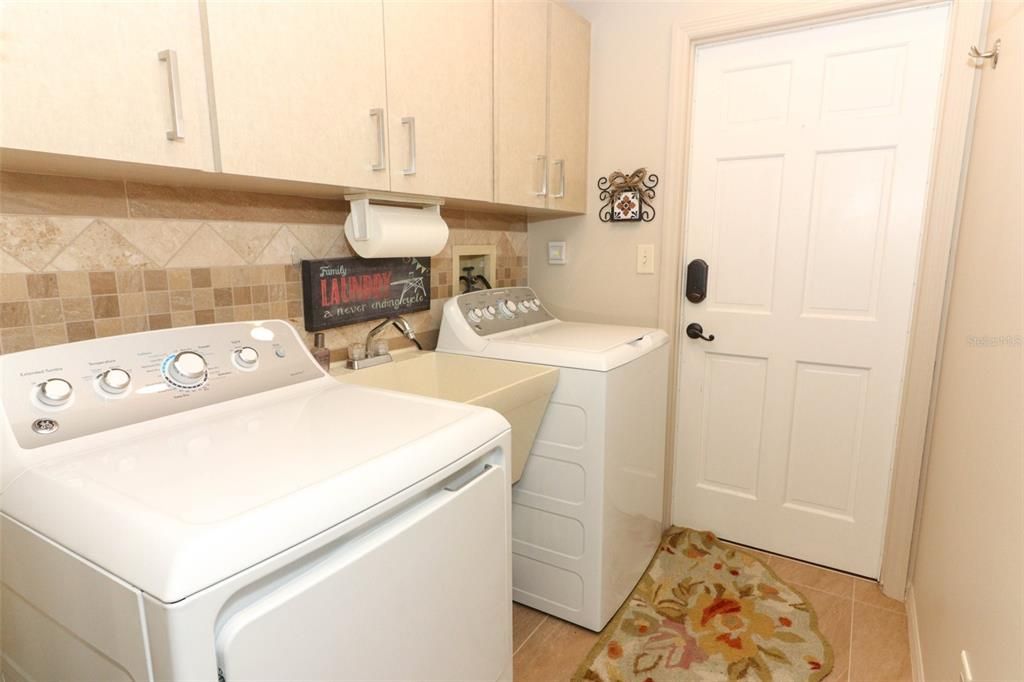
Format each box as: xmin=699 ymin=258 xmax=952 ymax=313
xmin=969 ymin=39 xmax=1000 ymax=69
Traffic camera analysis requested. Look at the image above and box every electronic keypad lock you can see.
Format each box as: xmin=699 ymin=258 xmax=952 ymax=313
xmin=685 ymin=259 xmax=708 ymax=303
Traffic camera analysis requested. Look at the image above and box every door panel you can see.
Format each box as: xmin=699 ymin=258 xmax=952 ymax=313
xmin=383 ymin=0 xmax=493 ymax=201
xmin=204 ymin=0 xmax=389 ymax=189
xmin=494 ymin=0 xmax=549 ymax=208
xmin=547 ymin=1 xmax=590 ymax=213
xmin=673 ymin=4 xmax=950 ymax=576
xmin=0 ymin=1 xmax=213 ymax=170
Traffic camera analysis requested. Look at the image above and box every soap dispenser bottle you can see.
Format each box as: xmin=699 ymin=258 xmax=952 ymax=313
xmin=311 ymin=332 xmax=331 ymax=372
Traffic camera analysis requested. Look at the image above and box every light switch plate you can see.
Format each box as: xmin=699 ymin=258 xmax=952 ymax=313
xmin=637 ymin=244 xmax=655 ymax=274
xmin=548 ymin=241 xmax=567 ymax=265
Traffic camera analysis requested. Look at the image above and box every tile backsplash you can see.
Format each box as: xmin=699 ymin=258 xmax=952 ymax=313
xmin=0 ymin=171 xmax=527 ymax=357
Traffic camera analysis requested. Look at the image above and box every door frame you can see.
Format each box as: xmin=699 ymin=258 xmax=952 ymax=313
xmin=658 ymin=0 xmax=987 ymax=598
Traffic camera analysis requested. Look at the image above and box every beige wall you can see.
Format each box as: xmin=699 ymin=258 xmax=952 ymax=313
xmin=0 ymin=172 xmax=527 ymax=357
xmin=910 ymin=2 xmax=1023 ymax=679
xmin=527 ymin=0 xmax=772 ymax=325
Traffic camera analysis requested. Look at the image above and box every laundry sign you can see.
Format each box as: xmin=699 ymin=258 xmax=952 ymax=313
xmin=300 ymin=257 xmax=431 ymax=331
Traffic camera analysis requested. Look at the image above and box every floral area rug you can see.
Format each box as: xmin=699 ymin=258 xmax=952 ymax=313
xmin=574 ymin=527 xmax=832 ymax=681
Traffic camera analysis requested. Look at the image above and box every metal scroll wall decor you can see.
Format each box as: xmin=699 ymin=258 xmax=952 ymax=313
xmin=598 ymin=168 xmax=659 ymax=222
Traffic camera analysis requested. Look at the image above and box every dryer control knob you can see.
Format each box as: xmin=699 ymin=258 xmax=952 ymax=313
xmin=233 ymin=346 xmax=259 ymax=369
xmin=37 ymin=378 xmax=73 ymax=407
xmin=497 ymin=300 xmax=516 ymax=319
xmin=517 ymin=301 xmax=531 ymax=314
xmin=98 ymin=368 xmax=132 ymax=395
xmin=168 ymin=351 xmax=208 ymax=388
xmin=531 ymin=298 xmax=541 ymax=309
xmin=467 ymin=308 xmax=483 ymax=323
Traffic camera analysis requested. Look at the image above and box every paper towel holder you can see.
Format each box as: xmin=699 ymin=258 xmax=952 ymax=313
xmin=344 ymin=191 xmax=445 ymax=242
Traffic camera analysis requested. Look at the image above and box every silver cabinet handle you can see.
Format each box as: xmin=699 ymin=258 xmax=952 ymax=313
xmin=369 ymin=108 xmax=386 ymax=171
xmin=552 ymin=159 xmax=565 ymax=198
xmin=401 ymin=116 xmax=416 ymax=175
xmin=158 ymin=49 xmax=184 ymax=141
xmin=535 ymin=154 xmax=548 ymax=197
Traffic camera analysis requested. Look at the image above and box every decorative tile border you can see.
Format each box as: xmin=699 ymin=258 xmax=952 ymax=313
xmin=0 ymin=172 xmax=528 ymax=355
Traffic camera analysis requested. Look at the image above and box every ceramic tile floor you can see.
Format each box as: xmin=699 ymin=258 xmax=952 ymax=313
xmin=512 ymin=543 xmax=912 ymax=681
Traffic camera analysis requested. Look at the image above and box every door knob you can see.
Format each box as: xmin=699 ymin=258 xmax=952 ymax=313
xmin=686 ymin=322 xmax=715 ymax=341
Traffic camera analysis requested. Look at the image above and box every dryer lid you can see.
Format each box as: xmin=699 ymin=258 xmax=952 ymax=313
xmin=481 ymin=322 xmax=669 ymax=371
xmin=1 ymin=379 xmax=509 ymax=603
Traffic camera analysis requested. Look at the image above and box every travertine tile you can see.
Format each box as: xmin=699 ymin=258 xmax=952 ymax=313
xmin=853 ymin=580 xmax=905 ymax=614
xmin=89 ymin=271 xmax=117 ymax=295
xmin=165 ymin=224 xmax=247 ymax=268
xmin=148 ymin=314 xmax=171 ymax=330
xmin=256 ymin=227 xmax=314 ymax=265
xmin=126 ymin=182 xmax=347 ymax=224
xmin=170 ymin=311 xmax=195 ymax=328
xmin=233 ymin=305 xmax=254 ymax=321
xmin=0 ymin=274 xmax=28 ymax=302
xmin=61 ymin=297 xmax=94 ymax=322
xmin=92 ymin=295 xmax=120 ymax=319
xmin=287 ymin=223 xmax=342 ymax=258
xmin=169 ymin=290 xmax=193 ymax=312
xmin=0 ymin=172 xmax=127 ymax=217
xmin=145 ymin=292 xmax=170 ymax=315
xmin=232 ymin=287 xmax=252 ymax=305
xmin=167 ymin=269 xmax=192 ymax=290
xmin=850 ymin=602 xmax=911 ymax=681
xmin=1 ymin=326 xmax=33 ymax=353
xmin=33 ymin=323 xmax=67 ymax=347
xmin=0 ymin=249 xmax=33 ymax=274
xmin=26 ymin=273 xmax=59 ymax=298
xmin=50 ymin=220 xmax=152 ymax=271
xmin=194 ymin=309 xmax=215 ymax=325
xmin=192 ymin=288 xmax=214 ymax=311
xmin=29 ymin=299 xmax=63 ymax=325
xmin=190 ymin=268 xmax=212 ymax=289
xmin=66 ymin=321 xmax=96 ymax=342
xmin=94 ymin=318 xmax=124 ymax=338
xmin=251 ymin=285 xmax=269 ymax=304
xmin=769 ymin=555 xmax=856 ymax=599
xmin=107 ymin=219 xmax=200 ymax=267
xmin=214 ymin=307 xmax=234 ymax=323
xmin=1 ymin=301 xmax=30 ymax=327
xmin=0 ymin=215 xmax=92 ymax=271
xmin=512 ymin=616 xmax=598 ymax=682
xmin=143 ymin=270 xmax=168 ymax=291
xmin=116 ymin=270 xmax=144 ymax=294
xmin=211 ymin=222 xmax=280 ymax=263
xmin=119 ymin=293 xmax=146 ymax=318
xmin=57 ymin=271 xmax=90 ymax=297
xmin=213 ymin=288 xmax=233 ymax=307
xmin=122 ymin=316 xmax=147 ymax=334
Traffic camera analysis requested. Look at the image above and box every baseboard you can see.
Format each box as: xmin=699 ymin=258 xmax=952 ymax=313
xmin=906 ymin=584 xmax=925 ymax=682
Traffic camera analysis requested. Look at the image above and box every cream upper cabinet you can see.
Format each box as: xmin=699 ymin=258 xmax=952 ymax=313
xmin=494 ymin=1 xmax=549 ymax=208
xmin=0 ymin=1 xmax=214 ymax=170
xmin=382 ymin=1 xmax=493 ymax=202
xmin=547 ymin=1 xmax=590 ymax=213
xmin=203 ymin=1 xmax=389 ymax=189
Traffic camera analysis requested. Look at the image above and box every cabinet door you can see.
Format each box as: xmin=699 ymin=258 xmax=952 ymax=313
xmin=383 ymin=0 xmax=493 ymax=201
xmin=547 ymin=1 xmax=590 ymax=213
xmin=494 ymin=1 xmax=548 ymax=208
xmin=0 ymin=1 xmax=213 ymax=170
xmin=203 ymin=1 xmax=389 ymax=189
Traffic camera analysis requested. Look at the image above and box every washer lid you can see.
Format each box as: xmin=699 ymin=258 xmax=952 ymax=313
xmin=1 ymin=379 xmax=509 ymax=603
xmin=482 ymin=322 xmax=669 ymax=371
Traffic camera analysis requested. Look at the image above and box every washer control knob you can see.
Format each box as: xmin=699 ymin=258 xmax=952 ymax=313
xmin=531 ymin=298 xmax=541 ymax=310
xmin=497 ymin=300 xmax=516 ymax=319
xmin=98 ymin=368 xmax=132 ymax=395
xmin=233 ymin=346 xmax=259 ymax=369
xmin=168 ymin=351 xmax=207 ymax=388
xmin=37 ymin=378 xmax=73 ymax=407
xmin=482 ymin=306 xmax=495 ymax=320
xmin=467 ymin=308 xmax=483 ymax=324
xmin=517 ymin=301 xmax=531 ymax=314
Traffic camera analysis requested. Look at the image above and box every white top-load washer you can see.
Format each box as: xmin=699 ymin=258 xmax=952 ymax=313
xmin=437 ymin=287 xmax=669 ymax=631
xmin=1 ymin=320 xmax=513 ymax=682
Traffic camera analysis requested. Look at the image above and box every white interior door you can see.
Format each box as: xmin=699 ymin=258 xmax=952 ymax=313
xmin=672 ymin=4 xmax=950 ymax=577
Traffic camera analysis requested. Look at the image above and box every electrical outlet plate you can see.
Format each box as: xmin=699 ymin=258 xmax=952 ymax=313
xmin=637 ymin=244 xmax=655 ymax=274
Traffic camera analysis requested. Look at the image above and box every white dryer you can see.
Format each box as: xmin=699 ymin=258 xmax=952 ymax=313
xmin=1 ymin=320 xmax=513 ymax=681
xmin=437 ymin=287 xmax=669 ymax=631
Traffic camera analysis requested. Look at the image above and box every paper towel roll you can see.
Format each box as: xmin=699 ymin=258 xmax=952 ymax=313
xmin=344 ymin=204 xmax=449 ymax=258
